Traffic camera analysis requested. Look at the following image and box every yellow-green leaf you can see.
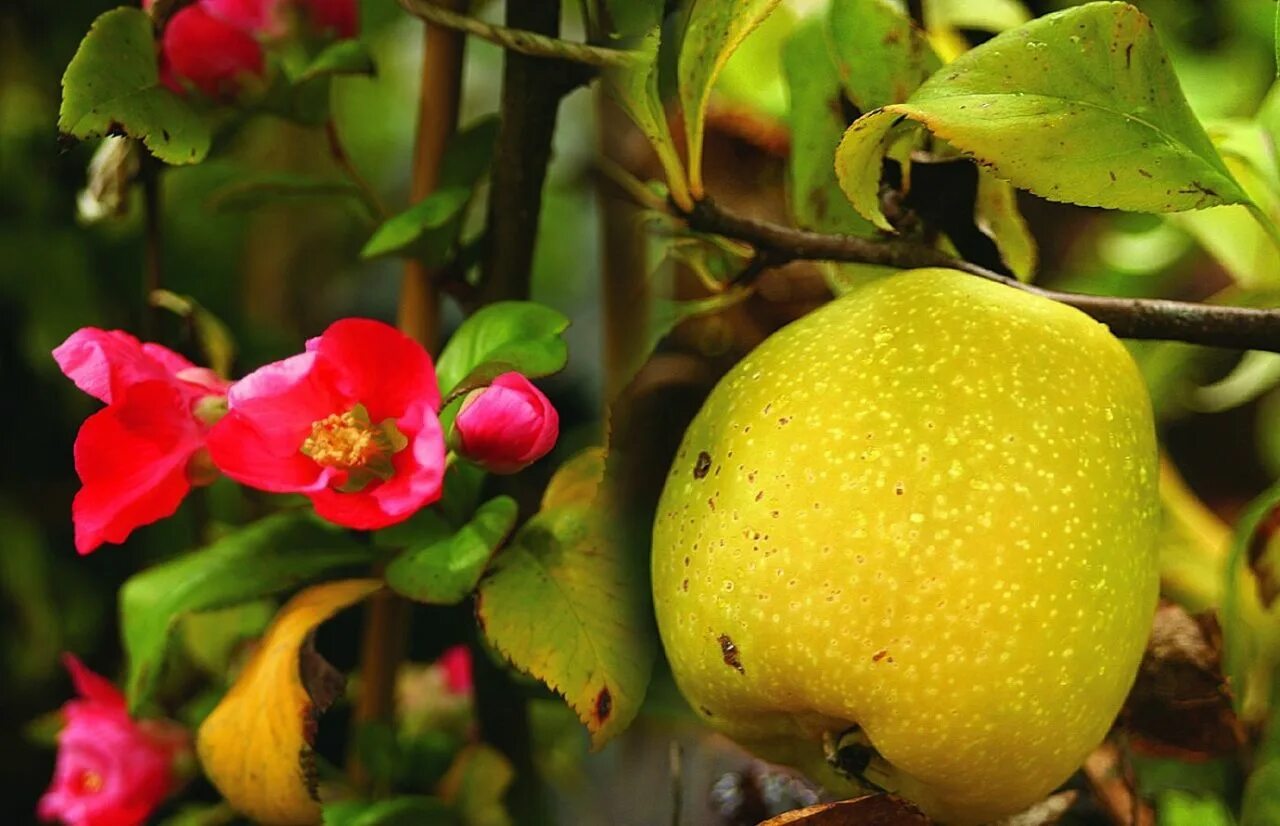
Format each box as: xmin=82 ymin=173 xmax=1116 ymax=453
xmin=974 ymin=170 xmax=1037 ymax=280
xmin=678 ymin=0 xmax=783 ymax=197
xmin=476 ymin=451 xmax=656 ymax=749
xmin=198 ymin=579 xmax=381 ymax=826
xmin=836 ymin=2 xmax=1249 ymax=232
xmin=604 ymin=28 xmax=691 ymax=208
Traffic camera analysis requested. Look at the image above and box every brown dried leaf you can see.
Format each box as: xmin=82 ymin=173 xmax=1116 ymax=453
xmin=758 ymin=794 xmax=931 ymax=826
xmin=1120 ymin=603 xmax=1244 ymax=759
xmin=993 ymin=791 xmax=1078 ymax=826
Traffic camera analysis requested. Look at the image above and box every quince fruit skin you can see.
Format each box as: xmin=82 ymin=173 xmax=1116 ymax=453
xmin=652 ymin=269 xmax=1159 ymax=825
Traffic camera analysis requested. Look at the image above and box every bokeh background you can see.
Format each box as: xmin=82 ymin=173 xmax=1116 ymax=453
xmin=3 ymin=0 xmax=1279 ymax=823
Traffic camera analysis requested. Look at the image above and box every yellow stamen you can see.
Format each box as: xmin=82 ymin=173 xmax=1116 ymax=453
xmin=302 ymin=411 xmax=377 ymax=469
xmin=79 ymin=770 xmax=104 ymax=793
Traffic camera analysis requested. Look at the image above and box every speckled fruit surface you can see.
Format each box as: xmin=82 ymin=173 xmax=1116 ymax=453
xmin=652 ymin=269 xmax=1160 ymax=825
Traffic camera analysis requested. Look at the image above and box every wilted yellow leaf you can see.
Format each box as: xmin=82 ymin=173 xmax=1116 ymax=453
xmin=197 ymin=579 xmax=381 ymax=826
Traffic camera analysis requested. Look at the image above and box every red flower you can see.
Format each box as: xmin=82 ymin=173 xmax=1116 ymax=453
xmin=54 ymin=329 xmax=229 ymax=554
xmin=437 ymin=645 xmax=472 ymax=696
xmin=299 ymin=0 xmax=359 ymax=38
xmin=207 ymin=318 xmax=446 ymax=530
xmin=451 ymin=373 xmax=559 ymax=474
xmin=38 ymin=656 xmax=189 ymax=826
xmin=159 ymin=3 xmax=267 ymax=99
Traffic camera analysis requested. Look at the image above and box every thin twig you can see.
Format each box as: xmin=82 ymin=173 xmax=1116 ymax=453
xmin=397 ymin=0 xmax=640 ymax=68
xmin=324 ymin=118 xmax=388 ymax=219
xmin=680 ymin=198 xmax=1280 ymax=352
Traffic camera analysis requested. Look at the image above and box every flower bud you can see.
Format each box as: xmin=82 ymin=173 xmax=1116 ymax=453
xmin=451 ymin=373 xmax=558 ymax=474
xmin=160 ymin=3 xmax=266 ymax=99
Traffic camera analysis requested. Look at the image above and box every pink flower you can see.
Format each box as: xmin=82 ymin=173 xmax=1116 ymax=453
xmin=207 ymin=318 xmax=446 ymax=530
xmin=299 ymin=0 xmax=359 ymax=38
xmin=159 ymin=3 xmax=267 ymax=99
xmin=437 ymin=645 xmax=472 ymax=696
xmin=38 ymin=655 xmax=189 ymax=826
xmin=451 ymin=373 xmax=558 ymax=474
xmin=54 ymin=329 xmax=230 ymax=554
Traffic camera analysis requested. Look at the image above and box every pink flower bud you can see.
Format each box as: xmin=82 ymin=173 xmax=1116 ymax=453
xmin=38 ymin=655 xmax=189 ymax=826
xmin=299 ymin=0 xmax=359 ymax=38
xmin=452 ymin=373 xmax=559 ymax=474
xmin=437 ymin=645 xmax=472 ymax=696
xmin=159 ymin=3 xmax=266 ymax=99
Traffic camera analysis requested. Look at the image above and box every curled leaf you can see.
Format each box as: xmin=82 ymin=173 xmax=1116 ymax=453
xmin=759 ymin=794 xmax=930 ymax=825
xmin=198 ymin=579 xmax=381 ymax=826
xmin=836 ymin=3 xmax=1249 ymax=231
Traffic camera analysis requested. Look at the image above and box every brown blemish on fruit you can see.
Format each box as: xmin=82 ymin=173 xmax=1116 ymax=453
xmin=872 ymin=649 xmax=889 ymax=663
xmin=694 ymin=451 xmax=711 ymax=479
xmin=719 ymin=634 xmax=744 ymax=673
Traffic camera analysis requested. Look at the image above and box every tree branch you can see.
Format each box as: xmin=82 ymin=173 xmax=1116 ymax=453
xmin=397 ymin=0 xmax=637 ymax=68
xmin=682 ymin=198 xmax=1280 ymax=352
xmin=478 ymin=0 xmax=569 ymax=303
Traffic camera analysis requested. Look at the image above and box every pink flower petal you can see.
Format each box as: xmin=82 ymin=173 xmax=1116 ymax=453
xmin=71 ymin=382 xmax=204 ymax=554
xmin=206 ymin=410 xmax=332 ymax=493
xmin=54 ymin=329 xmax=170 ymax=405
xmin=312 ymin=318 xmax=441 ymax=420
xmin=224 ymin=351 xmax=341 ymax=453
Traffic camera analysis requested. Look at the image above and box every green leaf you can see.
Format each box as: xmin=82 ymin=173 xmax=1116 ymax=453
xmin=120 ymin=512 xmax=376 ymax=711
xmin=206 ymin=173 xmax=364 ymax=212
xmin=1158 ymin=791 xmax=1235 ymax=826
xmin=476 ymin=451 xmax=656 ymax=749
xmin=678 ymin=0 xmax=783 ymax=197
xmin=360 ymin=186 xmax=470 ymax=261
xmin=149 ymin=289 xmax=236 ymax=378
xmin=1169 ymin=120 xmax=1280 ymax=290
xmin=835 ymin=2 xmax=1250 ymax=232
xmin=1193 ymin=351 xmax=1280 ymax=413
xmin=360 ymin=117 xmax=500 ymax=261
xmin=975 ymin=169 xmax=1037 ymax=280
xmin=297 ymin=39 xmax=376 ymax=83
xmin=60 ymin=8 xmax=211 ymax=165
xmin=1243 ymin=755 xmax=1280 ymax=826
xmin=605 ymin=28 xmax=691 ymax=207
xmin=603 ymin=0 xmax=664 ymax=38
xmin=783 ymin=18 xmax=876 ymax=236
xmin=179 ymin=600 xmax=274 ymax=678
xmin=1221 ymin=481 xmax=1280 ymax=724
xmin=827 ymin=0 xmax=941 ymax=113
xmin=386 ymin=497 xmax=518 ymax=605
xmin=435 ymin=302 xmax=570 ymax=395
xmin=324 ymin=797 xmax=457 ymax=826
xmin=439 ymin=744 xmax=514 ymax=826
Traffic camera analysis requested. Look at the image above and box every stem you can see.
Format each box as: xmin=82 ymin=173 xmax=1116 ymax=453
xmin=141 ymin=154 xmax=163 ymax=336
xmin=397 ymin=0 xmax=638 ymax=68
xmin=325 ymin=118 xmax=388 ymax=220
xmin=598 ymin=90 xmax=652 ymax=408
xmin=682 ymin=198 xmax=1280 ymax=352
xmin=479 ymin=0 xmax=568 ymax=303
xmin=398 ymin=0 xmax=466 ymax=344
xmin=350 ymin=1 xmax=465 ymax=789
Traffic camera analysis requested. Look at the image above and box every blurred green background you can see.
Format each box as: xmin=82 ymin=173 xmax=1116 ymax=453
xmin=3 ymin=0 xmax=1280 ymax=822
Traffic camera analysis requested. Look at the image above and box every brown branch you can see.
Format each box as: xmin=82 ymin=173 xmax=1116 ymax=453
xmin=683 ymin=198 xmax=1280 ymax=352
xmin=479 ymin=0 xmax=572 ymax=303
xmin=350 ymin=0 xmax=465 ymax=791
